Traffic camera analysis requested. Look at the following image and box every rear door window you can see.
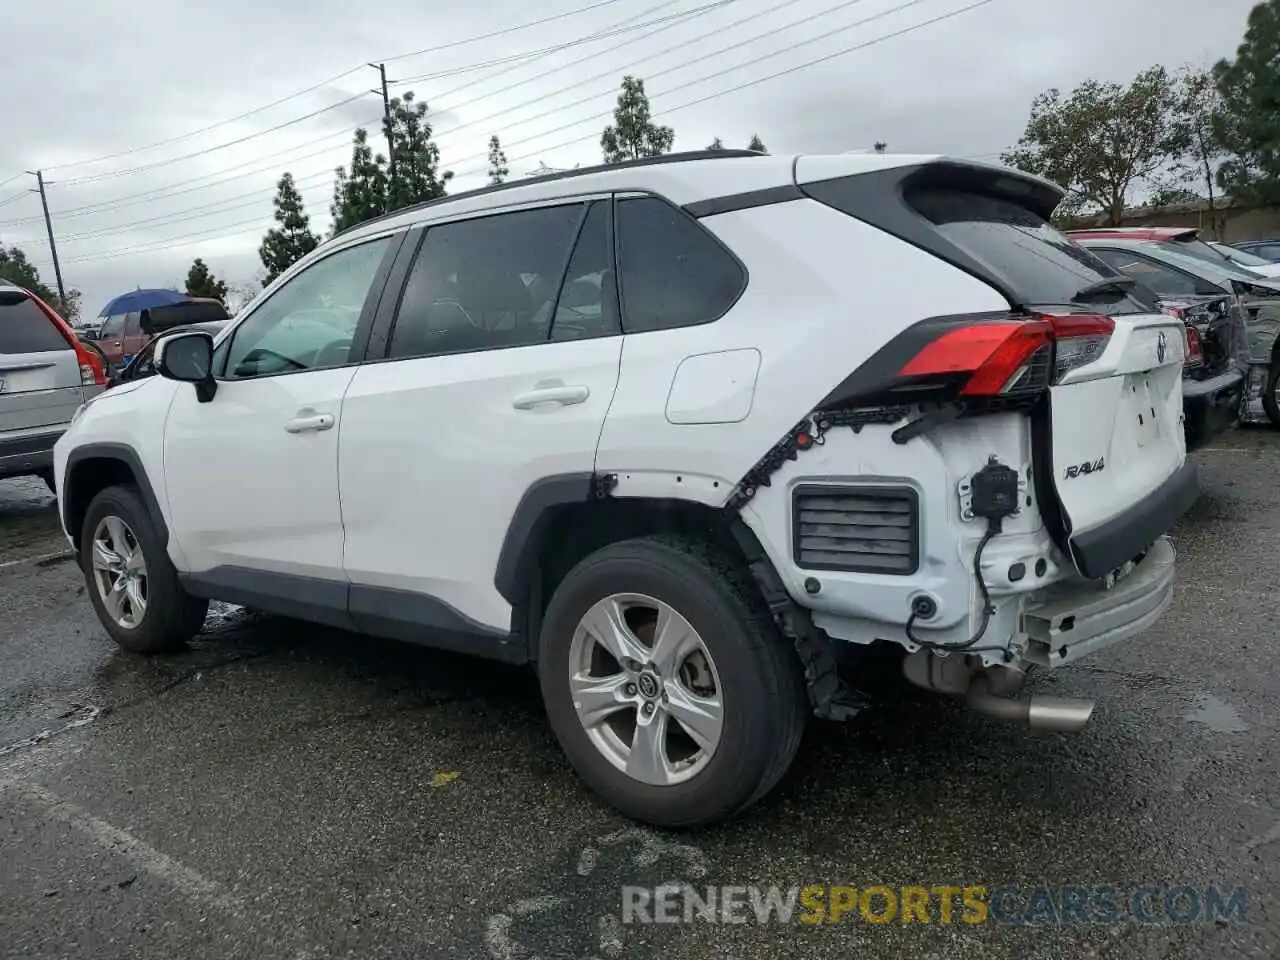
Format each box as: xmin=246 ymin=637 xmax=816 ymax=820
xmin=906 ymin=189 xmax=1155 ymax=314
xmin=0 ymin=296 xmax=69 ymax=354
xmin=388 ymin=203 xmax=585 ymax=359
xmin=615 ymin=196 xmax=746 ymax=333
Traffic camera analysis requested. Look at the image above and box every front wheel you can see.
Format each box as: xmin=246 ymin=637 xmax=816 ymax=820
xmin=1263 ymin=356 xmax=1280 ymax=426
xmin=538 ymin=536 xmax=806 ymax=827
xmin=80 ymin=484 xmax=208 ymax=653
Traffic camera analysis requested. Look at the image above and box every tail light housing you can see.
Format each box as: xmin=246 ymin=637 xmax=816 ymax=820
xmin=893 ymin=313 xmax=1113 ymax=403
xmin=1183 ymin=325 xmax=1204 ymax=369
xmin=29 ymin=292 xmax=106 ymax=387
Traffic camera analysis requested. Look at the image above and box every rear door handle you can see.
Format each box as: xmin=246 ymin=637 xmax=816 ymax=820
xmin=511 ymin=383 xmax=590 ymax=410
xmin=284 ymin=413 xmax=335 ymax=433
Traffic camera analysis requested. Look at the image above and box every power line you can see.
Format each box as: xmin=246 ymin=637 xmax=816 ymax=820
xmin=381 ymin=0 xmax=630 ymax=63
xmin=445 ymin=0 xmax=912 ymax=166
xmin=41 ymin=0 xmax=636 ymax=174
xmin=0 ymin=190 xmax=29 ymax=210
xmin=0 ymin=3 xmax=716 ymax=225
xmin=429 ymin=0 xmax=817 ymax=147
xmin=56 ymin=91 xmax=375 ymax=187
xmin=458 ymin=0 xmax=1000 ymax=176
xmin=0 ymin=121 xmax=377 ymax=227
xmin=392 ymin=0 xmax=694 ymax=86
xmin=48 ymin=0 xmax=1000 ymax=266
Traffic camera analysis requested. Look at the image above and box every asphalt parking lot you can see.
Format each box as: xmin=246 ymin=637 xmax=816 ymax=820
xmin=2 ymin=432 xmax=1278 ymax=960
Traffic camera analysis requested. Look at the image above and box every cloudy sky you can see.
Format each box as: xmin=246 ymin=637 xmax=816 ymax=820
xmin=0 ymin=0 xmax=1260 ymax=317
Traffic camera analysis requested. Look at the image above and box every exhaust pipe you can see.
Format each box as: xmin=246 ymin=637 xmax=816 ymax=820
xmin=963 ymin=676 xmax=1095 ymax=732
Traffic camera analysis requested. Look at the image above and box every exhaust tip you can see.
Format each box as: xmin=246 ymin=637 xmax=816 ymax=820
xmin=1027 ymin=696 xmax=1095 ymax=733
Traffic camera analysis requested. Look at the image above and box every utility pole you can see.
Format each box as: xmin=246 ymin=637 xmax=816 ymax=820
xmin=29 ymin=170 xmax=67 ymax=311
xmin=370 ymin=62 xmax=395 ymax=180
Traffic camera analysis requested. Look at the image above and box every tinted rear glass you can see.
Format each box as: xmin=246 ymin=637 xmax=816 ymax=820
xmin=0 ymin=296 xmax=70 ymax=354
xmin=907 ymin=189 xmax=1154 ymax=314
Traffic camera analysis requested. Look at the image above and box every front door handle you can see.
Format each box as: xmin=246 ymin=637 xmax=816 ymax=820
xmin=284 ymin=413 xmax=335 ymax=433
xmin=511 ymin=383 xmax=590 ymax=410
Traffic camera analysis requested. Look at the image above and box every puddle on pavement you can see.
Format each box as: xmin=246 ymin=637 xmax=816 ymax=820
xmin=1184 ymin=693 xmax=1249 ymax=733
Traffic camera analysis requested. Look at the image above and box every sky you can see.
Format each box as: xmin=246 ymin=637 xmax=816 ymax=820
xmin=0 ymin=0 xmax=1262 ymax=318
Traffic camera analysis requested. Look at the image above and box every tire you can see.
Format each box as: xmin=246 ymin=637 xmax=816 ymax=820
xmin=80 ymin=484 xmax=208 ymax=654
xmin=538 ymin=535 xmax=806 ymax=827
xmin=1263 ymin=355 xmax=1280 ymax=426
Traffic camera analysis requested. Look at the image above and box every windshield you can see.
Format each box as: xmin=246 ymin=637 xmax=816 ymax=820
xmin=1152 ymin=243 xmax=1269 ymax=282
xmin=1213 ymin=243 xmax=1273 ymax=268
xmin=1157 ymin=238 xmax=1265 ymax=277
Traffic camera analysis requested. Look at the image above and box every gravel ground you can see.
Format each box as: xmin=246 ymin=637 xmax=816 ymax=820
xmin=0 ymin=432 xmax=1277 ymax=960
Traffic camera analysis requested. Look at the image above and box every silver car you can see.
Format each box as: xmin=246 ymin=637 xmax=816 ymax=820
xmin=0 ymin=281 xmax=106 ymax=490
xmin=1076 ymin=238 xmax=1280 ymax=424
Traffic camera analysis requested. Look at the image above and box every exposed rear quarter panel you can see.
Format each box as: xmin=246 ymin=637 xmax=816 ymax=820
xmin=597 ymin=197 xmax=1010 ymax=499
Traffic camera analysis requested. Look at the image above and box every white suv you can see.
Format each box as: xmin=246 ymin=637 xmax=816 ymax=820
xmin=54 ymin=150 xmax=1195 ymax=826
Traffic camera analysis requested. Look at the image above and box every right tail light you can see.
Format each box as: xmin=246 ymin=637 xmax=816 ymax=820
xmin=1183 ymin=325 xmax=1204 ymax=369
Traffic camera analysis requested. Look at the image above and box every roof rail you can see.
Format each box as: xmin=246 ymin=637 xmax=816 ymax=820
xmin=334 ymin=149 xmax=766 ymax=239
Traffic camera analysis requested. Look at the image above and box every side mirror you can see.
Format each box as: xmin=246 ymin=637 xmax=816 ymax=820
xmin=155 ymin=331 xmax=217 ymax=402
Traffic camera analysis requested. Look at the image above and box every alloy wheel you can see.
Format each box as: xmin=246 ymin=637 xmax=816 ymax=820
xmin=90 ymin=515 xmax=148 ymax=629
xmin=567 ymin=593 xmax=724 ymax=786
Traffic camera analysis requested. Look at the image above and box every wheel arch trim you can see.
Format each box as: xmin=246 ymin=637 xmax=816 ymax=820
xmin=63 ymin=442 xmax=168 ymax=549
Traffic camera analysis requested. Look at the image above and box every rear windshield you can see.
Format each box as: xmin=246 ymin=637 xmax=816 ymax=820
xmin=907 ymin=189 xmax=1155 ymax=314
xmin=0 ymin=296 xmax=70 ymax=354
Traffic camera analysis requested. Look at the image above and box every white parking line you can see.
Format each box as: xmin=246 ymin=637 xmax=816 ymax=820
xmin=0 ymin=549 xmax=73 ymax=572
xmin=12 ymin=782 xmax=243 ymax=917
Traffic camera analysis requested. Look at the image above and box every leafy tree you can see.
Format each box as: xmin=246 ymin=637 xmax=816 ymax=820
xmin=0 ymin=245 xmax=57 ymax=303
xmin=1170 ymin=68 xmax=1229 ymax=237
xmin=259 ymin=172 xmax=320 ymax=285
xmin=747 ymin=134 xmax=767 ymax=153
xmin=58 ymin=289 xmax=83 ymax=324
xmin=384 ymin=91 xmax=452 ymax=212
xmin=873 ymin=141 xmax=887 ymax=153
xmin=185 ymin=258 xmax=228 ymax=302
xmin=487 ymin=135 xmax=509 ymax=185
xmin=601 ymin=76 xmax=674 ymax=163
xmin=1213 ymin=0 xmax=1280 ymax=206
xmin=707 ymin=137 xmax=725 ymax=150
xmin=1002 ymin=66 xmax=1185 ymax=224
xmin=331 ymin=128 xmax=389 ymax=235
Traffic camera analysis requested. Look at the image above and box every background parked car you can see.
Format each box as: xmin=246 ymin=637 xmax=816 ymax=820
xmin=1232 ymin=239 xmax=1280 ymax=263
xmin=106 ymin=319 xmax=230 ymax=389
xmin=1072 ymin=235 xmax=1280 ymax=425
xmin=1208 ymin=241 xmax=1280 ymax=275
xmin=88 ymin=296 xmax=229 ymax=373
xmin=86 ymin=288 xmax=187 ymax=346
xmin=1068 ymin=226 xmax=1280 ymax=279
xmin=0 ymin=281 xmax=106 ymax=489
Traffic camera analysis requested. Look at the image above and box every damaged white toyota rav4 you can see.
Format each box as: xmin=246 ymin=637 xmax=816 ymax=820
xmin=54 ymin=150 xmax=1195 ymax=826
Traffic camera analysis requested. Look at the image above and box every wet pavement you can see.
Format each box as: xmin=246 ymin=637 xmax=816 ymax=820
xmin=1 ymin=432 xmax=1278 ymax=960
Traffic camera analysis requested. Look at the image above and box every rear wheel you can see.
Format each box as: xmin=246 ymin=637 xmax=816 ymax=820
xmin=538 ymin=535 xmax=806 ymax=827
xmin=1263 ymin=355 xmax=1280 ymax=425
xmin=80 ymin=485 xmax=208 ymax=653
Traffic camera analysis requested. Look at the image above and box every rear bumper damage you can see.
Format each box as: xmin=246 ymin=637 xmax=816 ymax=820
xmin=1022 ymin=535 xmax=1175 ymax=667
xmin=901 ymin=537 xmax=1176 ymax=732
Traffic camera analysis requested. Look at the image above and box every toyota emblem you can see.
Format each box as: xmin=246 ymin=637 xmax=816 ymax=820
xmin=1157 ymin=330 xmax=1167 ymax=364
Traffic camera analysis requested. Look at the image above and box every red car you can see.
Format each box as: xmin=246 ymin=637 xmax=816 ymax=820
xmin=87 ymin=297 xmax=228 ymax=370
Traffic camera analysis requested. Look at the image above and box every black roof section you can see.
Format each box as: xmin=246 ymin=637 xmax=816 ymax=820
xmin=335 ymin=149 xmax=767 ymax=238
